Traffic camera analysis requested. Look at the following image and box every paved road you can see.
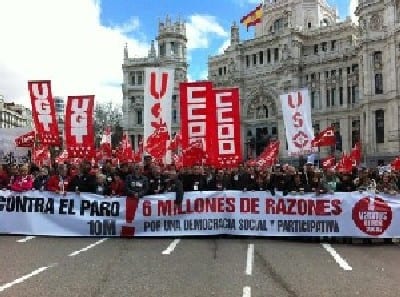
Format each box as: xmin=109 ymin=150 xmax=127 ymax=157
xmin=0 ymin=235 xmax=399 ymax=297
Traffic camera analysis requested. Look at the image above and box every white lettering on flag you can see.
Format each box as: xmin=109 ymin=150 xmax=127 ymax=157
xmin=70 ymin=98 xmax=89 ymax=143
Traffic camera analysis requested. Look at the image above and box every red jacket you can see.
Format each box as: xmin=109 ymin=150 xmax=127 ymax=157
xmin=10 ymin=175 xmax=34 ymax=192
xmin=110 ymin=179 xmax=125 ymax=196
xmin=47 ymin=175 xmax=71 ymax=192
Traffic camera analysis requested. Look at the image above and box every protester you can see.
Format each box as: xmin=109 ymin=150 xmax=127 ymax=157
xmin=164 ymin=169 xmax=184 ymax=206
xmin=125 ymin=163 xmax=149 ymax=198
xmin=10 ymin=165 xmax=33 ymax=192
xmin=376 ymin=172 xmax=398 ymax=194
xmin=47 ymin=164 xmax=70 ymax=193
xmin=109 ymin=172 xmax=125 ymax=196
xmin=33 ymin=166 xmax=49 ymax=191
xmin=0 ymin=164 xmax=9 ymax=189
xmin=68 ymin=160 xmax=97 ymax=193
xmin=148 ymin=165 xmax=165 ymax=195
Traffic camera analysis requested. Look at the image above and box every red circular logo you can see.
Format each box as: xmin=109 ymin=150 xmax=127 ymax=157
xmin=352 ymin=197 xmax=392 ymax=236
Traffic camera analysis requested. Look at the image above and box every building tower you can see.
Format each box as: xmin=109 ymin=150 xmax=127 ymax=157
xmin=121 ymin=16 xmax=188 ymax=150
xmin=356 ymin=0 xmax=400 ymax=162
xmin=230 ymin=21 xmax=240 ymax=47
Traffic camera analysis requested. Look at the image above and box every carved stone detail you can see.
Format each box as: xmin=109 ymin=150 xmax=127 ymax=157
xmin=369 ymin=13 xmax=382 ymax=31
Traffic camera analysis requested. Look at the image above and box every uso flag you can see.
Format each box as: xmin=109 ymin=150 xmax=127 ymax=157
xmin=280 ymin=89 xmax=314 ymax=156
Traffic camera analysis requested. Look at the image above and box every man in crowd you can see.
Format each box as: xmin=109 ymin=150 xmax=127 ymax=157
xmin=125 ymin=163 xmax=149 ymax=198
xmin=68 ymin=160 xmax=97 ymax=193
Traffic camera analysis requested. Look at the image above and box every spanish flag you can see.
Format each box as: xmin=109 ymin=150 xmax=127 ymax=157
xmin=240 ymin=3 xmax=263 ymax=31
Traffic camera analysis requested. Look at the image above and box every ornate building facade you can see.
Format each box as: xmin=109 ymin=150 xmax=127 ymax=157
xmin=122 ymin=16 xmax=188 ymax=150
xmin=208 ymin=0 xmax=400 ymax=165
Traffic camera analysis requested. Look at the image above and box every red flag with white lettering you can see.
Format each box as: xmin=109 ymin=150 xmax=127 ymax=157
xmin=213 ymin=88 xmax=242 ymax=168
xmin=180 ymin=81 xmax=215 ymax=166
xmin=15 ymin=130 xmax=35 ymax=147
xmin=116 ymin=133 xmax=134 ymax=162
xmin=144 ymin=67 xmax=173 ymax=164
xmin=321 ymin=155 xmax=336 ymax=169
xmin=336 ymin=153 xmax=353 ymax=173
xmin=28 ymin=80 xmax=60 ymax=145
xmin=350 ymin=142 xmax=361 ymax=166
xmin=311 ymin=126 xmax=335 ymax=147
xmin=65 ymin=95 xmax=95 ymax=158
xmin=100 ymin=126 xmax=112 ymax=158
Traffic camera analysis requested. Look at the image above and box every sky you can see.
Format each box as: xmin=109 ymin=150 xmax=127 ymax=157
xmin=0 ymin=0 xmax=357 ymax=108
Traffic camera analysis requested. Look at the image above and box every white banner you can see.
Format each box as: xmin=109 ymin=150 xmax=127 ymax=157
xmin=0 ymin=190 xmax=399 ymax=238
xmin=280 ymin=89 xmax=315 ymax=156
xmin=144 ymin=67 xmax=174 ymax=164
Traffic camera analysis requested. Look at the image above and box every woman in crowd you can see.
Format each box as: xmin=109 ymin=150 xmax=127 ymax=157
xmin=47 ymin=164 xmax=70 ymax=194
xmin=10 ymin=165 xmax=33 ymax=192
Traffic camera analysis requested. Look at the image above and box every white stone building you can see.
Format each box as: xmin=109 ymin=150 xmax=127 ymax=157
xmin=122 ymin=16 xmax=188 ymax=150
xmin=0 ymin=94 xmax=32 ymax=128
xmin=208 ymin=0 xmax=400 ymax=166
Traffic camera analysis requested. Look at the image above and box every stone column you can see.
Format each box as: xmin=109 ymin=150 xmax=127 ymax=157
xmin=342 ymin=69 xmax=348 ymax=108
xmin=320 ymin=79 xmax=327 ymax=110
xmin=277 ymin=118 xmax=286 ymax=157
xmin=385 ymin=38 xmax=396 ymax=94
xmin=369 ymin=110 xmax=376 ymax=155
xmin=340 ymin=117 xmax=350 ymax=153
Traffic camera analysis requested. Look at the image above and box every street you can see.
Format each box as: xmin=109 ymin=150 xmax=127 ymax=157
xmin=0 ymin=235 xmax=399 ymax=297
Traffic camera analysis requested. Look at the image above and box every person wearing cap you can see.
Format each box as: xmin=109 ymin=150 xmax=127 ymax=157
xmin=125 ymin=163 xmax=149 ymax=198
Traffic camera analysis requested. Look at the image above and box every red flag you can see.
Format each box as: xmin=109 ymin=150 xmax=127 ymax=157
xmin=336 ymin=154 xmax=353 ymax=173
xmin=351 ymin=142 xmax=361 ymax=166
xmin=321 ymin=155 xmax=335 ymax=169
xmin=117 ymin=133 xmax=134 ymax=162
xmin=28 ymin=80 xmax=60 ymax=145
xmin=100 ymin=126 xmax=112 ymax=158
xmin=65 ymin=95 xmax=95 ymax=158
xmin=390 ymin=157 xmax=400 ymax=171
xmin=15 ymin=131 xmax=35 ymax=147
xmin=168 ymin=133 xmax=181 ymax=151
xmin=55 ymin=149 xmax=69 ymax=163
xmin=33 ymin=145 xmax=50 ymax=166
xmin=311 ymin=126 xmax=335 ymax=147
xmin=182 ymin=139 xmax=206 ymax=166
xmin=257 ymin=141 xmax=280 ymax=168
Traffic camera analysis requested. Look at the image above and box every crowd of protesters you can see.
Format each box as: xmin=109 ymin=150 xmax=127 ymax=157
xmin=0 ymin=156 xmax=399 ymax=205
